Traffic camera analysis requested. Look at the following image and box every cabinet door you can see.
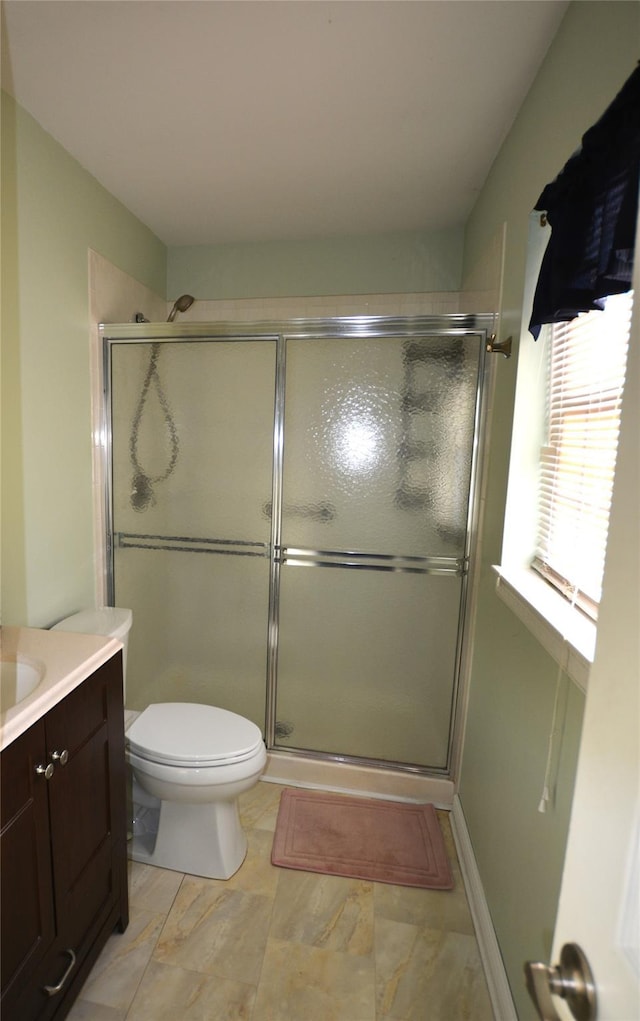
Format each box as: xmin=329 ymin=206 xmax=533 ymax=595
xmin=0 ymin=721 xmax=56 ymax=1012
xmin=1 ymin=654 xmax=128 ymax=1021
xmin=46 ymin=654 xmax=127 ymax=964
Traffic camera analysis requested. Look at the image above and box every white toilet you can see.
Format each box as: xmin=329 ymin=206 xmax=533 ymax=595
xmin=52 ymin=607 xmax=267 ymax=880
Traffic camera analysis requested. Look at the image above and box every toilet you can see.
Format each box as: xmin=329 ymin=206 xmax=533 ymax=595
xmin=52 ymin=607 xmax=266 ymax=880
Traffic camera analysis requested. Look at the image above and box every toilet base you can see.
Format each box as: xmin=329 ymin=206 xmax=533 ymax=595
xmin=129 ymin=796 xmax=248 ymax=880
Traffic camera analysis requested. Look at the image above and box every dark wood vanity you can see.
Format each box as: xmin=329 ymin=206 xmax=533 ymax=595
xmin=1 ymin=651 xmax=129 ymax=1021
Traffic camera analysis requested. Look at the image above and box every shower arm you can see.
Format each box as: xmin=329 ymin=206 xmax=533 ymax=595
xmin=486 ymin=333 xmax=512 ymax=358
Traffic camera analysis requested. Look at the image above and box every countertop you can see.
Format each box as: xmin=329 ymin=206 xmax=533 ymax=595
xmin=0 ymin=626 xmax=123 ymax=751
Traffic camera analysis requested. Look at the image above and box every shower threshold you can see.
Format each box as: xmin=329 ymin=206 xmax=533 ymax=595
xmin=262 ymin=750 xmax=455 ymax=807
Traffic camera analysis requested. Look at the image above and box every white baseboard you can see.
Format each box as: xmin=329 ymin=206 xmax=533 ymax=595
xmin=451 ymin=795 xmax=517 ymax=1021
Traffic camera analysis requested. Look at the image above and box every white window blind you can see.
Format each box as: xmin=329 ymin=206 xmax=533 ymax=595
xmin=533 ymin=291 xmax=632 ymax=618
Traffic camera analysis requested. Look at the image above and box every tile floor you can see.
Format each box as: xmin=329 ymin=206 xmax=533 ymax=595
xmin=67 ymin=782 xmax=494 ymax=1021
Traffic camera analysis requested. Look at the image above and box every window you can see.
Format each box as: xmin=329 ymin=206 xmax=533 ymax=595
xmin=533 ymin=292 xmax=632 ymax=620
xmin=497 ymin=62 xmax=638 ymax=686
xmin=495 ymin=216 xmax=635 ymax=689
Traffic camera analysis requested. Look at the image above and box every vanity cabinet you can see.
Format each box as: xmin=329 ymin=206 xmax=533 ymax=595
xmin=1 ymin=652 xmax=129 ymax=1021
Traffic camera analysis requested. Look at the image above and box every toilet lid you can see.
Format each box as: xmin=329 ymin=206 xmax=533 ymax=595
xmin=127 ymin=703 xmax=264 ymax=767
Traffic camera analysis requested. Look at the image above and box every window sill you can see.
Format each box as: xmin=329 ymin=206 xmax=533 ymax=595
xmin=493 ymin=565 xmax=594 ymax=693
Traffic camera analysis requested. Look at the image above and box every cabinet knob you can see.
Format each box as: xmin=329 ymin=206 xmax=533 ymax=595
xmin=51 ymin=749 xmax=69 ymax=766
xmin=35 ymin=762 xmax=55 ymax=780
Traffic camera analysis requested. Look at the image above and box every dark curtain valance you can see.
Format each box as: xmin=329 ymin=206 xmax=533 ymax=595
xmin=529 ymin=63 xmax=640 ymax=340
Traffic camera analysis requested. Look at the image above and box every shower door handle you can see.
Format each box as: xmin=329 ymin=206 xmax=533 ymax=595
xmin=524 ymin=943 xmax=597 ymax=1020
xmin=278 ymin=546 xmax=464 ymax=574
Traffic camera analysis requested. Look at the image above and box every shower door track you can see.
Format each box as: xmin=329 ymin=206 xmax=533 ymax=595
xmin=102 ymin=314 xmax=493 ymax=780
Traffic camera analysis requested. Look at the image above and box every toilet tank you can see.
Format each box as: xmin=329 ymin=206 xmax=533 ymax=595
xmin=52 ymin=607 xmax=133 ymax=696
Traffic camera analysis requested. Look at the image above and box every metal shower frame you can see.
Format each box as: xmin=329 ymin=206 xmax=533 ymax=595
xmin=100 ymin=313 xmax=494 ymax=780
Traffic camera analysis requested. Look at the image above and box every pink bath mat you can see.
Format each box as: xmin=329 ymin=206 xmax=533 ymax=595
xmin=271 ymin=788 xmax=453 ymax=890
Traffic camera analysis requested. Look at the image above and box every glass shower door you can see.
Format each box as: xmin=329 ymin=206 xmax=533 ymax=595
xmin=274 ymin=333 xmax=482 ymax=770
xmin=109 ymin=338 xmax=276 ymax=731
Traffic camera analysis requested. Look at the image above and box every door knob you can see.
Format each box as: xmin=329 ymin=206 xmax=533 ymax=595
xmin=525 ymin=943 xmax=597 ymax=1021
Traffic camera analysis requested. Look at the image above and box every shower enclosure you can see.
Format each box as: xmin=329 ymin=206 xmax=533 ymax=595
xmin=102 ymin=316 xmax=491 ymax=776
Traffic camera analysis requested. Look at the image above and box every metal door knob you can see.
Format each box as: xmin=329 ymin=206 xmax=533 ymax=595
xmin=51 ymin=749 xmax=69 ymax=766
xmin=525 ymin=943 xmax=597 ymax=1021
xmin=35 ymin=762 xmax=55 ymax=780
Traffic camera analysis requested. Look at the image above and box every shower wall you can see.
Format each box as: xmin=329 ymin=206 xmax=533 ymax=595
xmin=105 ymin=317 xmax=488 ymax=774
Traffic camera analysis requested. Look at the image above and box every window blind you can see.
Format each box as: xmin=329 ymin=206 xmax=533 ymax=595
xmin=533 ymin=291 xmax=632 ymax=618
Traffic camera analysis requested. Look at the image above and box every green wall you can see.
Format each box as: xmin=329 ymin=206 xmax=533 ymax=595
xmin=168 ymin=228 xmax=463 ymax=300
xmin=459 ymin=3 xmax=639 ymax=1017
xmin=1 ymin=91 xmax=166 ymax=626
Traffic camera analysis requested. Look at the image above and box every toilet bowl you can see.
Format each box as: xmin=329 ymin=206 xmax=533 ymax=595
xmin=127 ymin=702 xmax=266 ymax=878
xmin=52 ymin=608 xmax=266 ymax=880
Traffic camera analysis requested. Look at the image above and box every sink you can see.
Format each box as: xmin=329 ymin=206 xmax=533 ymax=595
xmin=0 ymin=655 xmax=45 ymax=710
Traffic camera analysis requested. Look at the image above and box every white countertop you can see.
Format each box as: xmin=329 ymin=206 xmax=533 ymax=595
xmin=0 ymin=626 xmax=123 ymax=751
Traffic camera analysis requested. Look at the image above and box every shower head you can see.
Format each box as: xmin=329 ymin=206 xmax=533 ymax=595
xmin=167 ymin=294 xmax=195 ymax=322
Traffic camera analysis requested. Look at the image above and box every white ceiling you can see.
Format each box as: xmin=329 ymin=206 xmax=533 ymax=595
xmin=2 ymin=0 xmax=568 ymax=247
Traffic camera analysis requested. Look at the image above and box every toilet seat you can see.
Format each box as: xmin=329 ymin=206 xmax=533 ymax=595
xmin=127 ymin=702 xmax=264 ymax=768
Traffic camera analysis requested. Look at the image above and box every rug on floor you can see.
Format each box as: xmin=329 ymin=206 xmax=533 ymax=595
xmin=271 ymin=788 xmax=453 ymax=889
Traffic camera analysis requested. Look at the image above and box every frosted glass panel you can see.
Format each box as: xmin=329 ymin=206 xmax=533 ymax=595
xmin=111 ymin=340 xmax=275 ymax=540
xmin=115 ymin=547 xmax=269 ymax=732
xmin=276 ymin=565 xmax=462 ymax=768
xmin=282 ymin=335 xmax=480 ymax=556
xmin=110 ymin=338 xmax=275 ymax=733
